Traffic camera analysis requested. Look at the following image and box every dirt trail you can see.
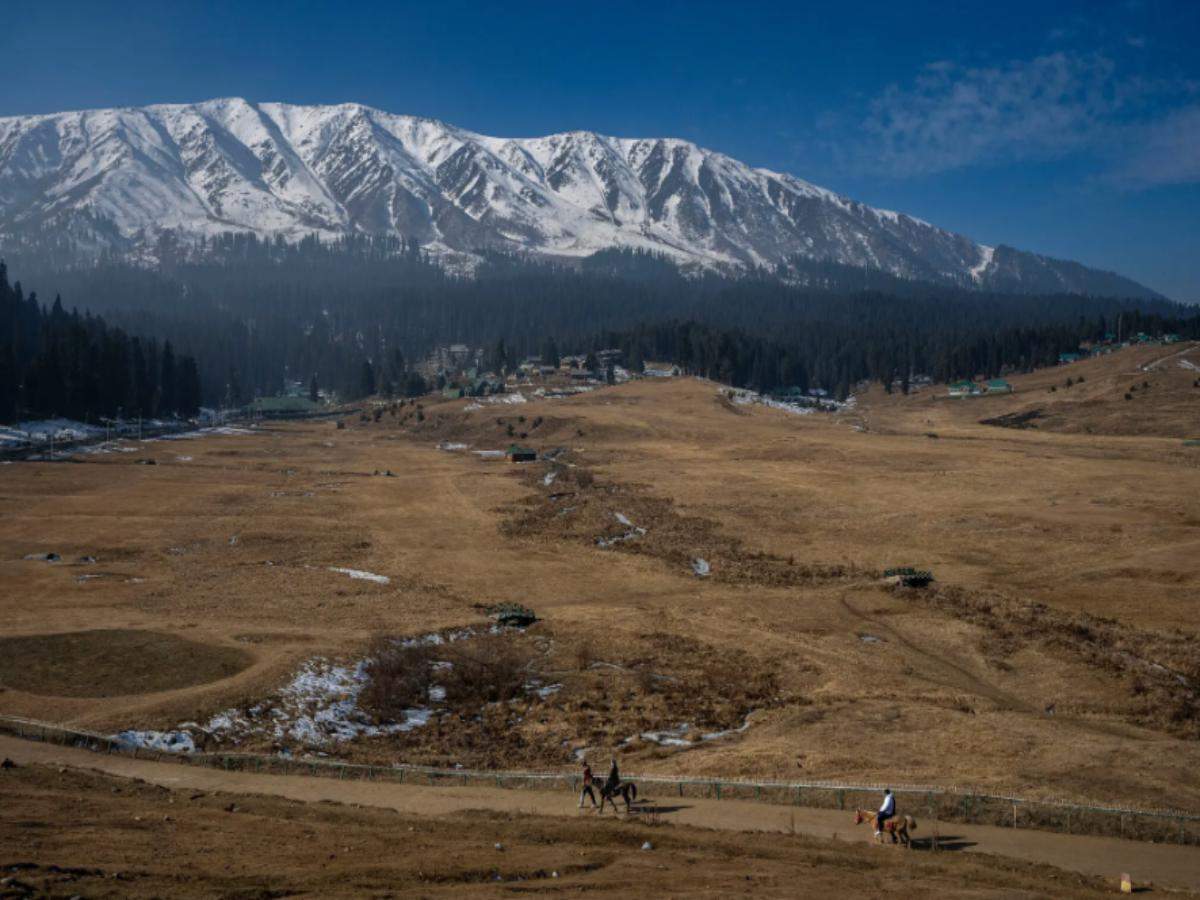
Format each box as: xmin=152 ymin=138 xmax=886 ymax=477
xmin=3 ymin=734 xmax=1197 ymax=893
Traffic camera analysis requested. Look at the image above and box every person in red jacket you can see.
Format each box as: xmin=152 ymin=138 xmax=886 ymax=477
xmin=578 ymin=760 xmax=598 ymax=808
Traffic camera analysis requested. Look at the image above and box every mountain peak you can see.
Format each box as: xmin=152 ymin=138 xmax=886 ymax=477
xmin=0 ymin=98 xmax=1162 ymax=299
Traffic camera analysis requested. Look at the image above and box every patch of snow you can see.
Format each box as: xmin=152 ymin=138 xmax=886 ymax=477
xmin=639 ymin=723 xmax=692 ymax=747
xmin=113 ymin=729 xmax=197 ymax=753
xmin=597 ymin=512 xmax=646 ymax=548
xmin=691 ymin=558 xmax=711 ymax=577
xmin=472 ymin=449 xmax=506 ymax=459
xmin=969 ymin=244 xmax=995 ymax=283
xmin=328 ymin=566 xmax=390 ymax=585
xmin=438 ymin=441 xmax=469 ymax=451
xmin=542 ymin=470 xmax=558 ymax=486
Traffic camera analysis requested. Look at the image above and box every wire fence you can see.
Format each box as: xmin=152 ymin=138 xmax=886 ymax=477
xmin=3 ymin=714 xmax=1198 ymax=845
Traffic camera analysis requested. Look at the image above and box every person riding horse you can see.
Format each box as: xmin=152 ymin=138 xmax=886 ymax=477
xmin=875 ymin=788 xmax=895 ymax=837
xmin=604 ymin=756 xmax=620 ymax=798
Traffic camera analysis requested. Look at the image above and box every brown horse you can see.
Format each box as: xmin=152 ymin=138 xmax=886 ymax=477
xmin=854 ymin=809 xmax=917 ymax=847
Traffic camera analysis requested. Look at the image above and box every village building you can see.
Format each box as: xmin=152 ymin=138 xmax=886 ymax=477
xmin=505 ymin=444 xmax=537 ymax=463
xmin=948 ymin=380 xmax=981 ymax=398
xmin=985 ymin=378 xmax=1013 ymax=394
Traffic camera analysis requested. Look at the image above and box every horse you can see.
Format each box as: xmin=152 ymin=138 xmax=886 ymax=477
xmin=854 ymin=809 xmax=917 ymax=847
xmin=598 ymin=779 xmax=639 ymax=814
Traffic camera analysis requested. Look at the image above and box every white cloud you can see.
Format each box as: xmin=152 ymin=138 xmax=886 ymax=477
xmin=838 ymin=50 xmax=1197 ymax=188
xmin=844 ymin=53 xmax=1121 ymax=177
xmin=1107 ymin=104 xmax=1200 ymax=187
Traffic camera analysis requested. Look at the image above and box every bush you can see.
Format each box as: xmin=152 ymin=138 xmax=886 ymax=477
xmin=361 ymin=639 xmax=436 ymax=720
xmin=574 ymin=469 xmax=595 ymax=489
xmin=1125 ymin=393 xmax=1133 ymax=401
xmin=440 ymin=633 xmax=538 ymax=706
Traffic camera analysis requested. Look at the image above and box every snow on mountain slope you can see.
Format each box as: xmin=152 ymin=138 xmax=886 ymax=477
xmin=0 ymin=98 xmax=1161 ymax=297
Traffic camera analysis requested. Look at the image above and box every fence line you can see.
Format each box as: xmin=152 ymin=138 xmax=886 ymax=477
xmin=2 ymin=714 xmax=1197 ymax=845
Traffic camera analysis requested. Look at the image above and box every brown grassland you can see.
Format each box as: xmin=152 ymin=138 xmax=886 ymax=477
xmin=2 ymin=340 xmax=1199 ymax=892
xmin=0 ymin=762 xmax=1117 ymax=898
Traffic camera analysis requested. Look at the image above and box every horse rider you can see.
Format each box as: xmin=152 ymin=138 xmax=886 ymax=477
xmin=875 ymin=788 xmax=895 ymax=837
xmin=578 ymin=760 xmax=598 ymax=809
xmin=604 ymin=755 xmax=621 ymax=798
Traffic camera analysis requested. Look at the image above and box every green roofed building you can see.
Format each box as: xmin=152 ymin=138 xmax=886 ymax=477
xmin=505 ymin=444 xmax=537 ymax=462
xmin=948 ymin=380 xmax=979 ymax=398
xmin=985 ymin=378 xmax=1013 ymax=394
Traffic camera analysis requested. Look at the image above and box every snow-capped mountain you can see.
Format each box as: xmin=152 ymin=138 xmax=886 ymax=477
xmin=0 ymin=97 xmax=1159 ymax=297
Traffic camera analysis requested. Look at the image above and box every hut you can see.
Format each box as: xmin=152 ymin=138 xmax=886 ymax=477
xmin=505 ymin=444 xmax=537 ymax=463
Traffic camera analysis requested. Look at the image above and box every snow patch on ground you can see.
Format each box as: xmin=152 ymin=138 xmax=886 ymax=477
xmin=691 ymin=558 xmax=711 ymax=577
xmin=111 ymin=625 xmax=548 ymax=756
xmin=328 ymin=566 xmax=390 ymax=584
xmin=726 ymin=387 xmax=854 ymax=415
xmin=438 ymin=441 xmax=469 ymax=451
xmin=597 ymin=512 xmax=646 ymax=548
xmin=969 ymin=244 xmax=995 ymax=282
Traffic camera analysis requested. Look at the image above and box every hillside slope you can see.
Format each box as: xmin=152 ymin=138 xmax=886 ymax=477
xmin=0 ymin=98 xmax=1161 ymax=297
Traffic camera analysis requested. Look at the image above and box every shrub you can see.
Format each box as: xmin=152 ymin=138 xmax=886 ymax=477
xmin=572 ymin=638 xmax=597 ymax=670
xmin=574 ymin=469 xmax=595 ymax=489
xmin=1125 ymin=393 xmax=1133 ymax=401
xmin=361 ymin=639 xmax=436 ymax=720
xmin=441 ymin=633 xmax=538 ymax=706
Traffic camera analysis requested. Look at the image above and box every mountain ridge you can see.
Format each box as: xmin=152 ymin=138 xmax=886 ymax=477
xmin=0 ymin=97 xmax=1162 ymax=299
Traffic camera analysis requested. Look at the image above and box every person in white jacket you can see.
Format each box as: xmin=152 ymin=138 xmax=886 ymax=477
xmin=875 ymin=789 xmax=895 ymax=836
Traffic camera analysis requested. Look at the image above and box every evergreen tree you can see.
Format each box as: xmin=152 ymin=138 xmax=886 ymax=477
xmin=177 ymin=356 xmax=202 ymax=416
xmin=309 ymin=374 xmax=320 ymax=403
xmin=359 ymin=359 xmax=376 ymax=398
xmin=159 ymin=341 xmax=177 ymax=415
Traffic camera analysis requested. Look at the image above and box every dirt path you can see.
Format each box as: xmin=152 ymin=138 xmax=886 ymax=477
xmin=3 ymin=735 xmax=1197 ymax=893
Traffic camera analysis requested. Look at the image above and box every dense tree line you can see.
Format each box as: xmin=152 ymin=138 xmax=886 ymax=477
xmin=4 ymin=236 xmax=1196 ymax=407
xmin=582 ymin=308 xmax=1200 ymax=400
xmin=0 ymin=262 xmax=201 ymax=424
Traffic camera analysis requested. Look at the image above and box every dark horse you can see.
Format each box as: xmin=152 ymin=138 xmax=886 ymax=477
xmin=598 ymin=779 xmax=638 ymax=813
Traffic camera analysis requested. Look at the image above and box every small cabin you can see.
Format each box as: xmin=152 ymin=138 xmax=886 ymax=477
xmin=948 ymin=380 xmax=979 ymax=398
xmin=985 ymin=378 xmax=1012 ymax=394
xmin=505 ymin=444 xmax=537 ymax=463
xmin=1058 ymin=352 xmax=1082 ymax=365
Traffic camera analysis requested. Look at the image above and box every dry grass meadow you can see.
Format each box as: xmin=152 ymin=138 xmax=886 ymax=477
xmin=2 ymin=341 xmax=1199 ymax=822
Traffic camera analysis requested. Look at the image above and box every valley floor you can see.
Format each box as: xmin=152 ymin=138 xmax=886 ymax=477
xmin=2 ymin=342 xmax=1199 ymax=892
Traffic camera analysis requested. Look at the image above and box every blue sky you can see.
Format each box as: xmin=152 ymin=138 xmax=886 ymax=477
xmin=3 ymin=0 xmax=1198 ymax=299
